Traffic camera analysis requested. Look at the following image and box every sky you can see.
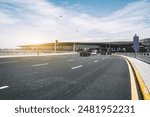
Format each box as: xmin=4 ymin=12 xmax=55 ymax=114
xmin=0 ymin=0 xmax=150 ymax=48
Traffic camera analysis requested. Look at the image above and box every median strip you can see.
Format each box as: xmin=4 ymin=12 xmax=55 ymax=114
xmin=32 ymin=63 xmax=48 ymax=67
xmin=0 ymin=61 xmax=18 ymax=64
xmin=71 ymin=65 xmax=83 ymax=70
xmin=123 ymin=56 xmax=150 ymax=100
xmin=0 ymin=86 xmax=9 ymax=90
xmin=129 ymin=60 xmax=150 ymax=100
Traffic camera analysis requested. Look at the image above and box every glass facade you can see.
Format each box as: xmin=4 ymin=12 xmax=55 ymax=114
xmin=141 ymin=38 xmax=150 ymax=52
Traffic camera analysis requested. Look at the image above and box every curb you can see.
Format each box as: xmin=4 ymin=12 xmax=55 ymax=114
xmin=124 ymin=57 xmax=150 ymax=100
xmin=125 ymin=59 xmax=139 ymax=100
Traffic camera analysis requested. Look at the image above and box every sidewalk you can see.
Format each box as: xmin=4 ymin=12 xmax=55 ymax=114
xmin=0 ymin=52 xmax=77 ymax=58
xmin=125 ymin=56 xmax=150 ymax=94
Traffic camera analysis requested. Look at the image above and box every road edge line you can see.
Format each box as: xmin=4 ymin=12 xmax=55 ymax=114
xmin=125 ymin=59 xmax=139 ymax=100
xmin=123 ymin=56 xmax=150 ymax=100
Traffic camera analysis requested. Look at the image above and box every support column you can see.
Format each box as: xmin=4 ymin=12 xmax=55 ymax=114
xmin=73 ymin=42 xmax=76 ymax=52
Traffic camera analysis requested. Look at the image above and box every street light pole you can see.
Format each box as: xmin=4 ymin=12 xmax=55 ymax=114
xmin=56 ymin=15 xmax=63 ymax=24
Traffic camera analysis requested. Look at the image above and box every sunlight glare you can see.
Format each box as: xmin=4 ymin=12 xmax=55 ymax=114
xmin=30 ymin=40 xmax=42 ymax=44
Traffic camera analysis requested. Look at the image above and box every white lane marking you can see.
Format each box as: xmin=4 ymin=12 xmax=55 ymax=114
xmin=93 ymin=60 xmax=98 ymax=63
xmin=0 ymin=61 xmax=18 ymax=64
xmin=0 ymin=86 xmax=9 ymax=90
xmin=71 ymin=65 xmax=83 ymax=70
xmin=32 ymin=63 xmax=48 ymax=67
xmin=67 ymin=59 xmax=74 ymax=61
xmin=102 ymin=58 xmax=105 ymax=60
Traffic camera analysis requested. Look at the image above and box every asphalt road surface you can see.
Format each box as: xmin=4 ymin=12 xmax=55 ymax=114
xmin=0 ymin=54 xmax=139 ymax=100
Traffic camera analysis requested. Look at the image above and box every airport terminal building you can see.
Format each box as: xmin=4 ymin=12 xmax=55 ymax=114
xmin=141 ymin=38 xmax=150 ymax=52
xmin=19 ymin=38 xmax=150 ymax=53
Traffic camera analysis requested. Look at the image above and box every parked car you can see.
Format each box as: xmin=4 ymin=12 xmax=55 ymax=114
xmin=91 ymin=50 xmax=98 ymax=55
xmin=80 ymin=50 xmax=91 ymax=56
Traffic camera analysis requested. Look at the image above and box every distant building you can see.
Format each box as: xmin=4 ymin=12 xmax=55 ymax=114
xmin=19 ymin=40 xmax=147 ymax=53
xmin=19 ymin=35 xmax=150 ymax=53
xmin=141 ymin=38 xmax=150 ymax=52
xmin=133 ymin=34 xmax=139 ymax=52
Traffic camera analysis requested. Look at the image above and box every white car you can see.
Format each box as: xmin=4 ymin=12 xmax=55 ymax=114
xmin=91 ymin=50 xmax=98 ymax=55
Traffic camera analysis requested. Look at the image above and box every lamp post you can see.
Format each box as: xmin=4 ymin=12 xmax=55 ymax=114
xmin=55 ymin=15 xmax=78 ymax=52
xmin=56 ymin=15 xmax=63 ymax=24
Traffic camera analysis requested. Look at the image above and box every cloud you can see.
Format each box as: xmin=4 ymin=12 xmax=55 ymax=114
xmin=0 ymin=0 xmax=150 ymax=48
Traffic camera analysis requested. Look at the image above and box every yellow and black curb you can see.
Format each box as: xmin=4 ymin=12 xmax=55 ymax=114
xmin=123 ymin=56 xmax=150 ymax=100
xmin=125 ymin=59 xmax=139 ymax=100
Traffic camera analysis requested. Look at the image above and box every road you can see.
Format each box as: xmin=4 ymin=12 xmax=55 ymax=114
xmin=0 ymin=54 xmax=140 ymax=100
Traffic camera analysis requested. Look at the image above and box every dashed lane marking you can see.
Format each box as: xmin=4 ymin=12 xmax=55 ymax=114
xmin=71 ymin=65 xmax=83 ymax=70
xmin=93 ymin=60 xmax=98 ymax=63
xmin=32 ymin=63 xmax=48 ymax=67
xmin=0 ymin=86 xmax=9 ymax=90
